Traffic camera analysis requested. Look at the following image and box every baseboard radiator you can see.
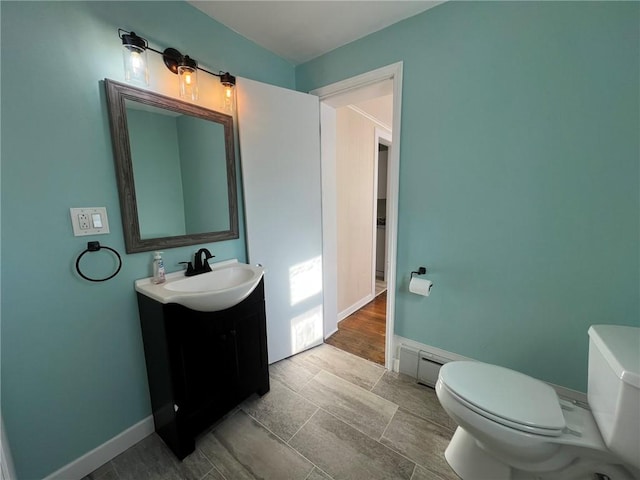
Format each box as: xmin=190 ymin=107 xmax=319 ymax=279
xmin=398 ymin=345 xmax=451 ymax=388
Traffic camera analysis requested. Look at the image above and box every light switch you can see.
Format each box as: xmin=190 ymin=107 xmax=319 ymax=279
xmin=91 ymin=213 xmax=103 ymax=229
xmin=70 ymin=207 xmax=110 ymax=236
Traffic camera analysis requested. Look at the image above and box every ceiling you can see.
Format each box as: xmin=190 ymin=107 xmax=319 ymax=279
xmin=188 ymin=1 xmax=443 ymax=64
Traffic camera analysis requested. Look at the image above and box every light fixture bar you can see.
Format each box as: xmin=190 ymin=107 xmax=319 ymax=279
xmin=117 ymin=29 xmax=236 ymax=109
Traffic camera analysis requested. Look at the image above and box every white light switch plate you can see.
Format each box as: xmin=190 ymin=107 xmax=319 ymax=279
xmin=70 ymin=207 xmax=110 ymax=236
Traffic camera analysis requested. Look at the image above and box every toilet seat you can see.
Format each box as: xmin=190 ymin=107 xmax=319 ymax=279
xmin=439 ymin=361 xmax=566 ymax=437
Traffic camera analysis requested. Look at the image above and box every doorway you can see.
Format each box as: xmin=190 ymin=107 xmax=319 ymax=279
xmin=311 ymin=62 xmax=403 ymax=370
xmin=237 ymin=63 xmax=402 ymax=368
xmin=324 ymin=113 xmax=392 ymax=365
xmin=375 ymin=129 xmax=393 ymax=294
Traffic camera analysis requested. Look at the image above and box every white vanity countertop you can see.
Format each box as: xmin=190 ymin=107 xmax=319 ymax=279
xmin=135 ymin=258 xmax=240 ymax=287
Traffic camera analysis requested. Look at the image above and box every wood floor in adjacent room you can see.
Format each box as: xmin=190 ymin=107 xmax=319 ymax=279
xmin=325 ymin=291 xmax=387 ymax=365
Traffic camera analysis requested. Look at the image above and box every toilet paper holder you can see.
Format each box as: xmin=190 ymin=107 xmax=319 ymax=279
xmin=409 ymin=267 xmax=433 ymax=296
xmin=410 ymin=266 xmax=427 ymax=279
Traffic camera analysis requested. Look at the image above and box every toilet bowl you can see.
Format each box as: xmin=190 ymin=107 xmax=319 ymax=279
xmin=435 ymin=325 xmax=640 ymax=480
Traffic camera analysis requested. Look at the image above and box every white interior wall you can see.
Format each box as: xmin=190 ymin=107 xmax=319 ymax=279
xmin=336 ymin=107 xmax=378 ymax=315
xmin=351 ymin=94 xmax=393 ymax=130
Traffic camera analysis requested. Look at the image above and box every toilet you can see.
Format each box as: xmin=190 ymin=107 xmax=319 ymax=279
xmin=435 ymin=324 xmax=640 ymax=480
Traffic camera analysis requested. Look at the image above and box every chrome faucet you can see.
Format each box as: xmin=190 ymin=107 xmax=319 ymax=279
xmin=180 ymin=248 xmax=215 ymax=277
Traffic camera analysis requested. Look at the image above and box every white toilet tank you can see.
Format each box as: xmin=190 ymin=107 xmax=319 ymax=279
xmin=587 ymin=324 xmax=640 ymax=469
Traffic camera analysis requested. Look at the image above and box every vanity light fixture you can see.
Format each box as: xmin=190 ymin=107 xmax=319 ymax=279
xmin=120 ymin=30 xmax=149 ymax=85
xmin=178 ymin=55 xmax=199 ymax=101
xmin=220 ymin=72 xmax=236 ymax=114
xmin=118 ymin=29 xmax=236 ymax=110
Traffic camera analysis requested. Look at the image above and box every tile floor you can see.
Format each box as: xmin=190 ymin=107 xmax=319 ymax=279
xmin=84 ymin=343 xmax=459 ymax=480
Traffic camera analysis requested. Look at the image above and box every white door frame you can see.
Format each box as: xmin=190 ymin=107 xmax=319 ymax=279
xmin=311 ymin=62 xmax=403 ymax=370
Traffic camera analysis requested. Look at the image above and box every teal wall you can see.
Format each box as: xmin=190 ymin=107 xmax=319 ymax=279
xmin=177 ymin=116 xmax=230 ymax=233
xmin=0 ymin=1 xmax=294 ymax=478
xmin=128 ymin=109 xmax=187 ymax=238
xmin=297 ymin=2 xmax=639 ymax=392
xmin=2 ymin=1 xmax=639 ymax=477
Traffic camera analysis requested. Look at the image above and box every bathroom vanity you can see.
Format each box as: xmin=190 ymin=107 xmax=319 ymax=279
xmin=136 ymin=276 xmax=269 ymax=459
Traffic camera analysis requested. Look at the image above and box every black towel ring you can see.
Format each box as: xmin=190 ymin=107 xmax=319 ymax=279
xmin=75 ymin=241 xmax=122 ymax=282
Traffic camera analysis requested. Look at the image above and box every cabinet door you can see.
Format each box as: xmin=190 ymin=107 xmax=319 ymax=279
xmin=170 ymin=312 xmax=235 ymax=416
xmin=233 ymin=306 xmax=269 ymax=400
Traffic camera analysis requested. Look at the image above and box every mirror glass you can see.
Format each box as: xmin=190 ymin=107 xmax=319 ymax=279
xmin=105 ymin=79 xmax=238 ymax=253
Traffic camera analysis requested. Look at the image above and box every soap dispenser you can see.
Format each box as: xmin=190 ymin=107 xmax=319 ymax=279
xmin=152 ymin=252 xmax=166 ymax=284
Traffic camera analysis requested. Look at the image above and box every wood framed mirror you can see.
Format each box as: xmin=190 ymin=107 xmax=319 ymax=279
xmin=104 ymin=79 xmax=238 ymax=253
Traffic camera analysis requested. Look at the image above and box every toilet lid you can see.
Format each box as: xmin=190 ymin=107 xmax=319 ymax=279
xmin=439 ymin=361 xmax=566 ymax=435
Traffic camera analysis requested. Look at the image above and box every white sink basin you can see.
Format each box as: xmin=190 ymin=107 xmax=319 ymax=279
xmin=135 ymin=260 xmax=264 ymax=312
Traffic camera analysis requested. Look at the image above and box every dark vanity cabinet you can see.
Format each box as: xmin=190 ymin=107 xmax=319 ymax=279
xmin=137 ymin=279 xmax=269 ymax=459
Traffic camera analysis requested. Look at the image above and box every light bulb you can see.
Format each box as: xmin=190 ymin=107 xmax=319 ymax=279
xmin=130 ymin=51 xmax=142 ymax=69
xmin=222 ymin=84 xmax=234 ymax=113
xmin=219 ymin=72 xmax=236 ymax=113
xmin=122 ymin=46 xmax=148 ymax=85
xmin=178 ymin=64 xmax=198 ymax=101
xmin=177 ymin=56 xmax=198 ymax=101
xmin=120 ymin=31 xmax=148 ymax=85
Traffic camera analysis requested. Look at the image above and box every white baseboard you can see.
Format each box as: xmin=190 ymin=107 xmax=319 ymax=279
xmin=394 ymin=335 xmax=472 ymax=365
xmin=393 ymin=335 xmax=587 ymax=404
xmin=324 ymin=327 xmax=338 ymax=339
xmin=43 ymin=416 xmax=154 ymax=480
xmin=550 ymin=383 xmax=588 ymax=405
xmin=338 ymin=293 xmax=374 ymax=322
